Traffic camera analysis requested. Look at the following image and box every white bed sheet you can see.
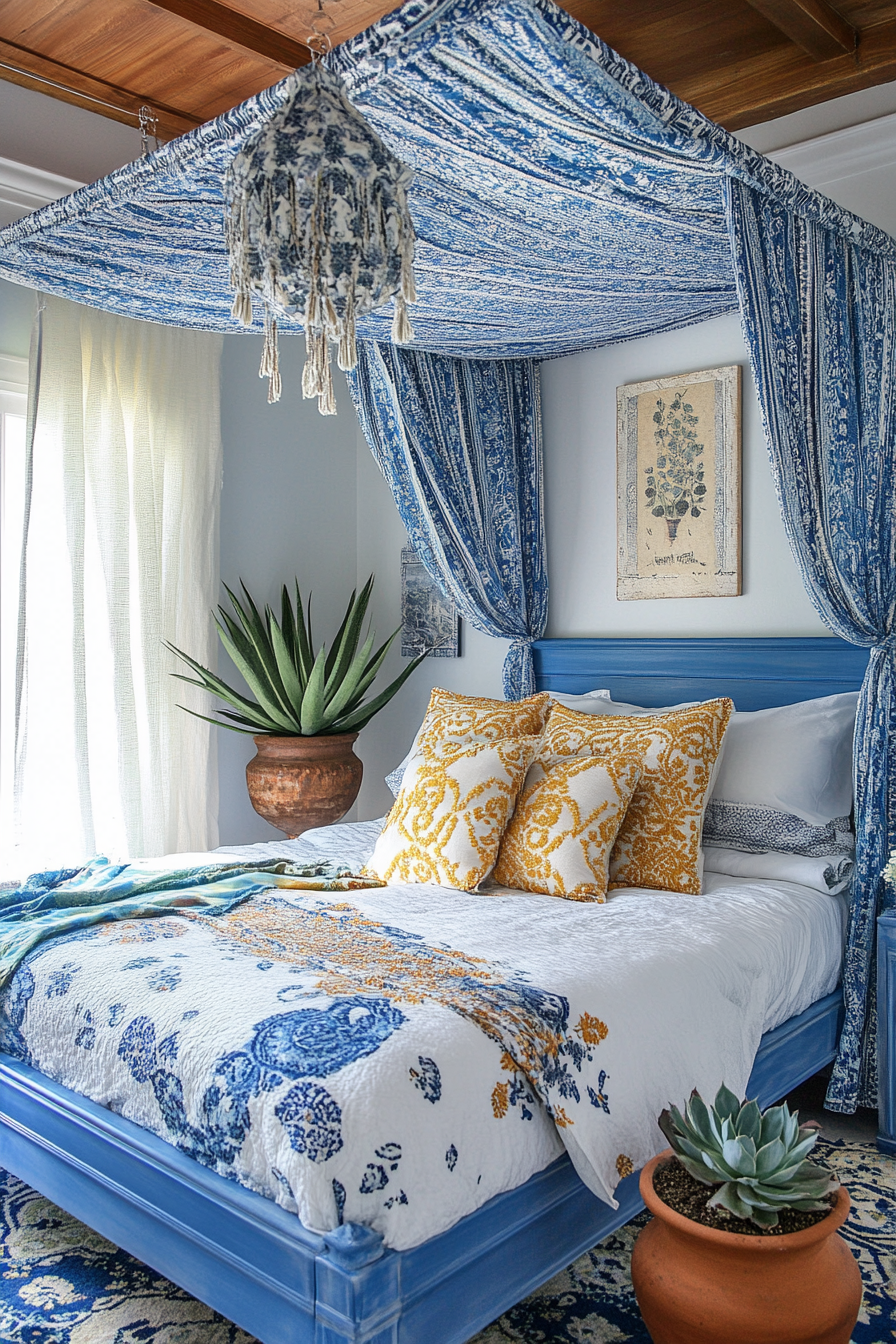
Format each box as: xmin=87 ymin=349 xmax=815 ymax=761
xmin=214 ymin=817 xmax=847 ymax=1039
xmin=0 ymin=819 xmax=846 ymax=1251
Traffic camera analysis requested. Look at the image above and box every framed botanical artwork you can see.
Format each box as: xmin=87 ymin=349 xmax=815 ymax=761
xmin=400 ymin=548 xmax=460 ymax=657
xmin=616 ymin=365 xmax=741 ymax=600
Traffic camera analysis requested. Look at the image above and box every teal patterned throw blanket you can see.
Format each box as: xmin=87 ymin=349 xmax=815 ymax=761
xmin=0 ymin=856 xmax=383 ymax=990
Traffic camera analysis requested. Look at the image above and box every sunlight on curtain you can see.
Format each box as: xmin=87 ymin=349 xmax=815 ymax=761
xmin=1 ymin=296 xmax=223 ymax=879
xmin=0 ymin=361 xmax=27 ymax=867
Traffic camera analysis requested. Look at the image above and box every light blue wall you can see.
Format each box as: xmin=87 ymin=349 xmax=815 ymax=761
xmin=216 ymin=333 xmax=359 ymax=844
xmin=540 ymin=312 xmax=827 ymax=640
xmin=352 ymin=431 xmax=508 ymax=820
xmin=0 ymin=278 xmax=35 ymax=357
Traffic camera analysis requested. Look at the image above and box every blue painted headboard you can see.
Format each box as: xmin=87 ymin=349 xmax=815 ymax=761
xmin=532 ymin=637 xmax=870 ymax=711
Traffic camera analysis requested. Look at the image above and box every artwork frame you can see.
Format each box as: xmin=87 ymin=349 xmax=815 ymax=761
xmin=616 ymin=365 xmax=741 ymax=600
xmin=400 ymin=548 xmax=460 ymax=657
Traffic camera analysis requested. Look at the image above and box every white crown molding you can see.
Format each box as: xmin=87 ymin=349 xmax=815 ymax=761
xmin=0 ymin=155 xmax=84 ymax=217
xmin=768 ymin=111 xmax=896 ymax=188
xmin=0 ymin=354 xmax=28 ymax=395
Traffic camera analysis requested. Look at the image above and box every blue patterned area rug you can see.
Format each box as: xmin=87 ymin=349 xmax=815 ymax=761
xmin=0 ymin=1139 xmax=891 ymax=1343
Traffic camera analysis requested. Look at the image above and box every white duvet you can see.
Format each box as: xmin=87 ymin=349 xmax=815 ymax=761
xmin=0 ymin=819 xmax=845 ymax=1251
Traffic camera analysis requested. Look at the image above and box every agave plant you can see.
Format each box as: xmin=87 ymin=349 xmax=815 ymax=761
xmin=167 ymin=575 xmax=429 ymax=737
xmin=658 ymin=1084 xmax=838 ymax=1229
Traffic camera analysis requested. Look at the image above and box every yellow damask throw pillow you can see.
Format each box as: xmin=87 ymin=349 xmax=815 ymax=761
xmin=493 ymin=754 xmax=643 ymax=901
xmin=541 ymin=699 xmax=733 ymax=894
xmin=415 ymin=687 xmax=552 ymax=757
xmin=367 ymin=735 xmax=540 ymax=890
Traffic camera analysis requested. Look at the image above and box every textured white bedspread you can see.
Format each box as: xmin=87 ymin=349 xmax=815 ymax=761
xmin=0 ymin=820 xmax=845 ymax=1251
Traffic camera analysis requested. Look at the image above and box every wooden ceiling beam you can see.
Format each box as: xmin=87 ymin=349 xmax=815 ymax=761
xmin=742 ymin=0 xmax=856 ymax=60
xmin=682 ymin=17 xmax=896 ymax=127
xmin=0 ymin=36 xmax=200 ymax=140
xmin=144 ymin=0 xmax=310 ymax=68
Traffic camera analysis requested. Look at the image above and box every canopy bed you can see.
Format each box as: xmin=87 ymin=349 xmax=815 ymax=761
xmin=0 ymin=635 xmax=872 ymax=1344
xmin=0 ymin=0 xmax=895 ymax=1340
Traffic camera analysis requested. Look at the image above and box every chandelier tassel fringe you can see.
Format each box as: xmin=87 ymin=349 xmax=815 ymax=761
xmin=224 ymin=62 xmax=418 ymax=414
xmin=260 ymin=309 xmax=281 ymax=404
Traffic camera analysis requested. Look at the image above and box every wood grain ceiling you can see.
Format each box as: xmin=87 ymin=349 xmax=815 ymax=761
xmin=1 ymin=0 xmax=895 ymax=146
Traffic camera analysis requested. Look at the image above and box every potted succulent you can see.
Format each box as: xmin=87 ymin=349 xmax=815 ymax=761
xmin=168 ymin=575 xmax=428 ymax=836
xmin=630 ymin=1084 xmax=862 ymax=1344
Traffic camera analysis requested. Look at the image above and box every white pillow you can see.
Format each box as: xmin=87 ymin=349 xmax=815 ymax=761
xmin=703 ymin=846 xmax=853 ymax=895
xmin=710 ymin=693 xmax=858 ymax=825
xmin=584 ymin=690 xmax=858 ymax=856
xmin=549 ymin=690 xmax=699 ymax=716
xmin=385 ymin=755 xmax=411 ymax=799
xmin=546 ymin=688 xmax=619 ymax=714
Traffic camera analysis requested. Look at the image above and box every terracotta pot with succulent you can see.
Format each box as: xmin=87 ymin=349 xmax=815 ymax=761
xmin=167 ymin=575 xmax=428 ymax=836
xmin=630 ymin=1084 xmax=862 ymax=1344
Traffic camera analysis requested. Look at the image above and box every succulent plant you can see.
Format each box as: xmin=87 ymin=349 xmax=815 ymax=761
xmin=167 ymin=574 xmax=429 ymax=737
xmin=884 ymin=847 xmax=896 ymax=888
xmin=658 ymin=1084 xmax=839 ymax=1228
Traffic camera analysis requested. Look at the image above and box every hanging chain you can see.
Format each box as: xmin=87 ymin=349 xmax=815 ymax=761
xmin=307 ymin=0 xmax=339 ymax=60
xmin=138 ymin=105 xmax=161 ymax=156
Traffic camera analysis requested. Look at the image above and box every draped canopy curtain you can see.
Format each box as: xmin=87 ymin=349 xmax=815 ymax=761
xmin=726 ymin=176 xmax=896 ymax=1112
xmin=3 ymin=295 xmax=223 ymax=877
xmin=347 ymin=341 xmax=548 ymax=698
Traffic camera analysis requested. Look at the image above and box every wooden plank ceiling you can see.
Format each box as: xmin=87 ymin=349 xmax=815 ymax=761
xmin=1 ymin=0 xmax=895 ymax=145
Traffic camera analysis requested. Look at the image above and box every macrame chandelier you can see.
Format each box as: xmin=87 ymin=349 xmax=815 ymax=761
xmin=224 ymin=31 xmax=418 ymax=415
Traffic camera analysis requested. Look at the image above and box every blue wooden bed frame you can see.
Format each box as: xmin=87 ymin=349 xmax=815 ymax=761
xmin=1 ymin=635 xmax=891 ymax=1344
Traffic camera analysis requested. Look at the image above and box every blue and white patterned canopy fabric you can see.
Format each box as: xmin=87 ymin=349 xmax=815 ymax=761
xmin=1 ymin=0 xmax=893 ymax=356
xmin=728 ymin=178 xmax=896 ymax=1111
xmin=348 ymin=344 xmax=547 ymax=696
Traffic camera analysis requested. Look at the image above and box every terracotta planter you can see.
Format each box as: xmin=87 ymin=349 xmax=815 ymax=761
xmin=630 ymin=1151 xmax=862 ymax=1344
xmin=246 ymin=734 xmax=363 ymax=838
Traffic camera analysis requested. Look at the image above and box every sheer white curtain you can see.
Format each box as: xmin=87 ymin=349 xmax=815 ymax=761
xmin=3 ymin=295 xmax=223 ymax=877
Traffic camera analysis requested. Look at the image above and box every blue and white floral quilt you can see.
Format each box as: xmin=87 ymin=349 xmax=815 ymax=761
xmin=0 ymin=821 xmax=845 ymax=1250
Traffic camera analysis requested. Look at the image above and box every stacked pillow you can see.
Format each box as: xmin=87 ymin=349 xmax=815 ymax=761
xmin=370 ymin=687 xmax=732 ymax=900
xmin=368 ymin=734 xmax=540 ymax=889
xmin=553 ymin=688 xmax=859 ymax=894
xmin=384 ymin=687 xmax=551 ymax=798
xmin=368 ymin=689 xmax=551 ymax=891
xmin=492 ymin=752 xmax=643 ymax=900
xmin=535 ymin=699 xmax=732 ymax=895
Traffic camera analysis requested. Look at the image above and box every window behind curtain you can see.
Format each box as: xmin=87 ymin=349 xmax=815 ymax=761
xmin=4 ymin=300 xmax=223 ymax=881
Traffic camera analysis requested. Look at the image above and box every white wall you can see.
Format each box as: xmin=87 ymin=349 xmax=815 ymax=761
xmin=0 ymin=278 xmax=34 ymax=356
xmin=765 ymin=114 xmax=896 ymax=240
xmin=0 ymin=81 xmax=141 ymax=183
xmin=0 ymin=80 xmax=141 ymax=227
